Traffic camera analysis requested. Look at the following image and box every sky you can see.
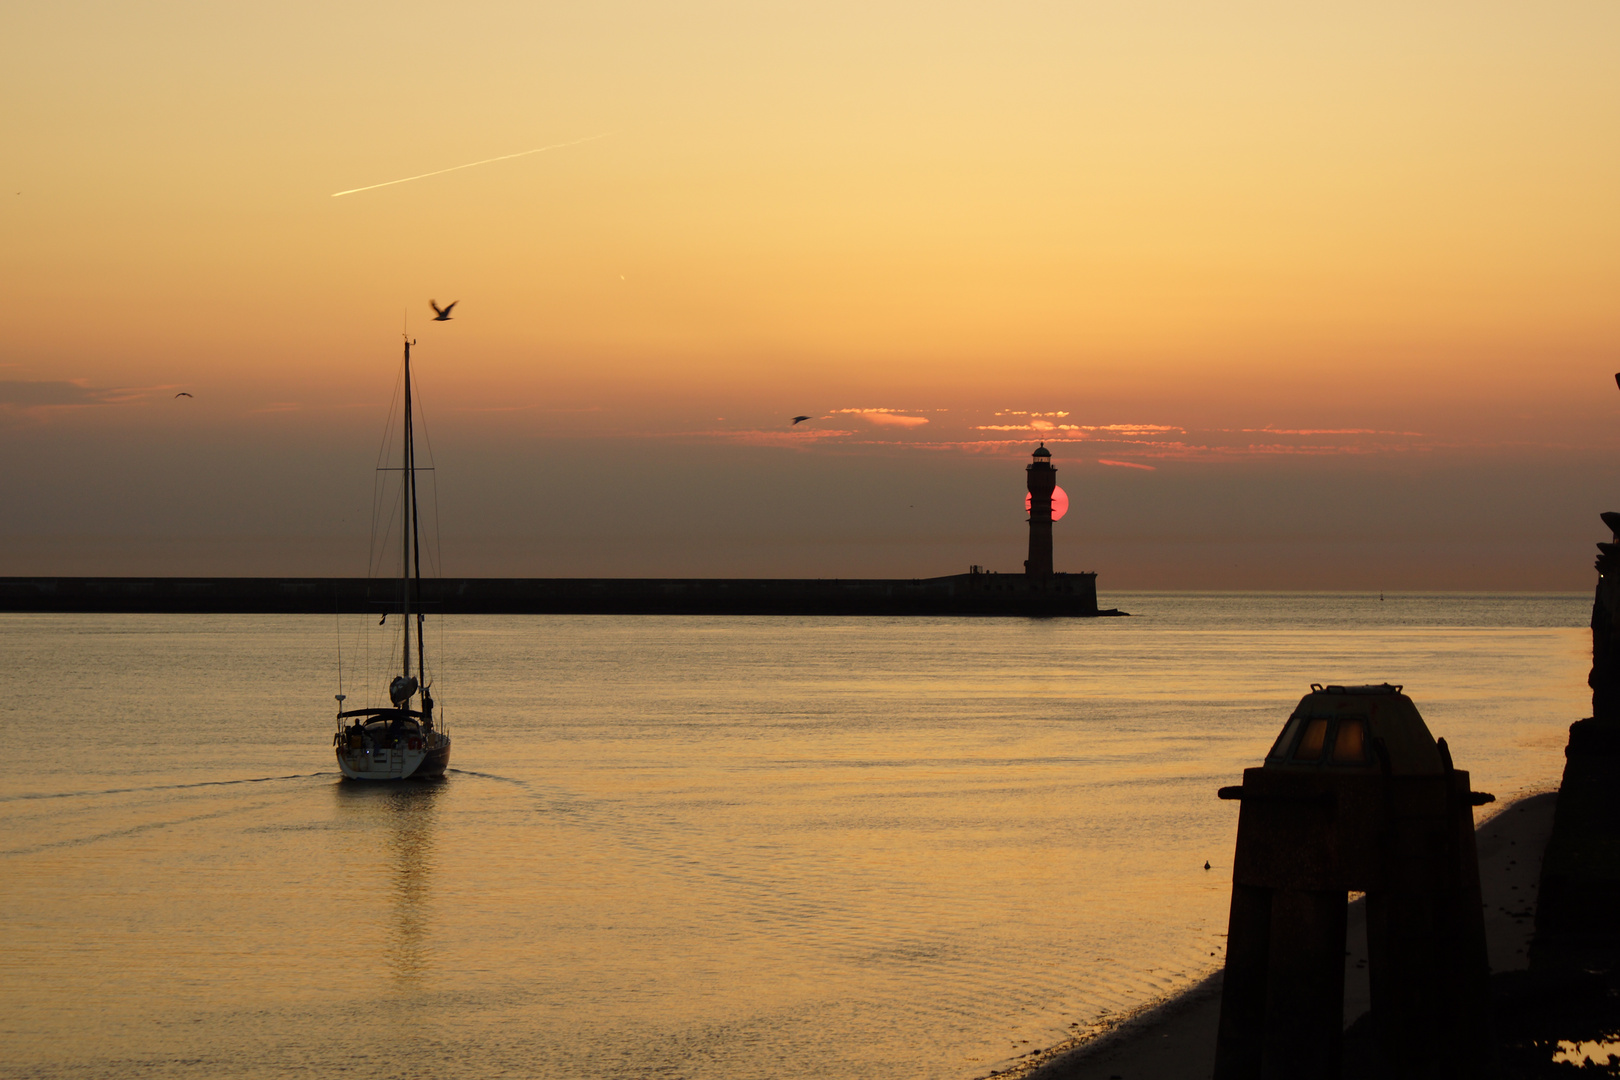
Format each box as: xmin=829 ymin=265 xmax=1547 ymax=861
xmin=3 ymin=0 xmax=1619 ymax=589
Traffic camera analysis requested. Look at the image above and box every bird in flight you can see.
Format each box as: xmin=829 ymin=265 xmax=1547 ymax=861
xmin=791 ymin=415 xmax=814 ymax=425
xmin=430 ymin=300 xmax=458 ymax=321
xmin=175 ymin=392 xmax=193 ymax=398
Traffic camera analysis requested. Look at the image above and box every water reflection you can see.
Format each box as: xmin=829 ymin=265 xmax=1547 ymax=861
xmin=334 ymin=780 xmax=443 ymax=986
xmin=1552 ymin=1038 xmax=1620 ymax=1067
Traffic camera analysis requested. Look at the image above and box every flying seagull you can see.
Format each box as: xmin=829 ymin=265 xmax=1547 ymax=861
xmin=430 ymin=300 xmax=458 ymax=321
xmin=175 ymin=392 xmax=193 ymax=398
xmin=791 ymin=415 xmax=813 ymax=425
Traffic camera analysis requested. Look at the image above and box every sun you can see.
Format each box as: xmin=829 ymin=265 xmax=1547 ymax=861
xmin=1025 ymin=486 xmax=1069 ymax=521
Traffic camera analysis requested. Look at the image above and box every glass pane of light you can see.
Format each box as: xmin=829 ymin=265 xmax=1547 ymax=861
xmin=1294 ymin=718 xmax=1329 ymax=760
xmin=1268 ymin=717 xmax=1303 ymax=760
xmin=1332 ymin=720 xmax=1368 ymax=763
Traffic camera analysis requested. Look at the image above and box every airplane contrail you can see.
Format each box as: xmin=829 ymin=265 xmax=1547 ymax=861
xmin=331 ymin=132 xmax=612 ymax=198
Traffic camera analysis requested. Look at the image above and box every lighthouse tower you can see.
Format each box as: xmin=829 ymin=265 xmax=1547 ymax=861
xmin=1025 ymin=443 xmax=1056 ymax=577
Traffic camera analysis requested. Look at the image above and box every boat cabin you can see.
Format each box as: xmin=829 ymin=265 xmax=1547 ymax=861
xmin=338 ymin=708 xmax=431 ymax=751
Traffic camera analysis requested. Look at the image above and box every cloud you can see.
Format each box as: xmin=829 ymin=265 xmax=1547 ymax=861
xmin=453 ymin=404 xmax=606 ymax=414
xmin=0 ymin=379 xmax=150 ymax=414
xmin=829 ymin=408 xmax=930 ymax=428
xmin=1077 ymin=424 xmax=1183 ymax=435
xmin=670 ymin=410 xmax=1437 ymax=462
xmin=978 ymin=420 xmax=1183 ymax=434
xmin=1232 ymin=427 xmax=1427 ymax=437
xmin=1082 ymin=440 xmax=1408 ymax=461
xmin=684 ymin=427 xmax=859 ymax=448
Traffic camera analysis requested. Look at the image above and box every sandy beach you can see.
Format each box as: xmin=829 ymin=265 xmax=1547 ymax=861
xmin=1009 ymin=790 xmax=1559 ymax=1080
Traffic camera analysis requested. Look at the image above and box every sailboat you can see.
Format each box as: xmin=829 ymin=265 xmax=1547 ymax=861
xmin=333 ymin=334 xmax=452 ymax=780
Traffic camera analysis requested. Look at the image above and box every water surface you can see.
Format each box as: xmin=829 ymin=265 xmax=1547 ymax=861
xmin=0 ymin=594 xmax=1589 ymax=1078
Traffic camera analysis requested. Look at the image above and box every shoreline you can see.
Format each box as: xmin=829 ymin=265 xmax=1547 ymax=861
xmin=994 ymin=788 xmax=1561 ymax=1080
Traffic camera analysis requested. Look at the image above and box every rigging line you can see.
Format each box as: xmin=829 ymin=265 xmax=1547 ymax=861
xmin=411 ymin=360 xmax=444 ymax=581
xmin=367 ymin=485 xmax=383 ymax=580
xmin=370 ymin=479 xmax=403 ymax=582
xmin=367 ymin=376 xmax=403 ymax=579
xmin=429 ymin=472 xmax=443 ymax=580
xmin=409 ymin=361 xmax=432 ymax=580
xmin=369 ymin=447 xmax=403 ymax=579
xmin=353 ymin=604 xmax=364 ymax=711
xmin=369 ymin=371 xmax=402 ymax=493
xmin=364 ymin=363 xmax=406 ymax=703
xmin=334 ymin=584 xmax=343 ymax=699
xmin=418 ymin=385 xmax=446 ymax=703
xmin=405 ymin=360 xmax=446 ymax=691
xmin=365 ymin=361 xmax=408 ymax=698
xmin=368 ymin=488 xmax=390 ymax=580
xmin=360 ymin=571 xmax=368 ymax=708
xmin=410 ymin=369 xmax=449 ymax=705
xmin=372 ymin=363 xmax=404 ymax=470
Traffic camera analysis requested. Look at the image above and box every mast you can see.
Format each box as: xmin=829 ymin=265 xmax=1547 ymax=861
xmin=401 ymin=336 xmax=413 ymax=688
xmin=408 ymin=347 xmax=426 ymax=692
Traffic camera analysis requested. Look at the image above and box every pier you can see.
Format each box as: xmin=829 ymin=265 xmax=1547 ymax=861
xmin=0 ymin=572 xmax=1117 ymax=617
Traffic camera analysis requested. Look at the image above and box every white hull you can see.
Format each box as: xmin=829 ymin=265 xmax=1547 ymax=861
xmin=336 ymin=735 xmax=450 ymax=781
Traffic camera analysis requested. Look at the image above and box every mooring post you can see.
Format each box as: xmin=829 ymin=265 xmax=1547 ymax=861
xmin=1213 ymin=684 xmax=1495 ymax=1079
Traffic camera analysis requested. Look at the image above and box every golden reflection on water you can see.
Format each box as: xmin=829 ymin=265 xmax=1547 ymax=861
xmin=0 ymin=602 xmax=1593 ymax=1080
xmin=334 ymin=780 xmax=442 ymax=987
xmin=1552 ymin=1038 xmax=1620 ymax=1067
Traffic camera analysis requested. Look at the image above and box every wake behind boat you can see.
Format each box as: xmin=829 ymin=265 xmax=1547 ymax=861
xmin=334 ymin=333 xmax=451 ymax=781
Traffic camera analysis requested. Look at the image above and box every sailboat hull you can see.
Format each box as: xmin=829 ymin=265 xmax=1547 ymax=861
xmin=335 ymin=736 xmax=451 ymax=781
xmin=416 ymin=739 xmax=451 ymax=778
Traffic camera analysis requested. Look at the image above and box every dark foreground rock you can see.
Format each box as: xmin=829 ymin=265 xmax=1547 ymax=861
xmin=1339 ymin=968 xmax=1620 ymax=1078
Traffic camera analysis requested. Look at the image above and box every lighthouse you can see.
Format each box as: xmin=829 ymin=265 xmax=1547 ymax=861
xmin=1025 ymin=443 xmax=1055 ymax=577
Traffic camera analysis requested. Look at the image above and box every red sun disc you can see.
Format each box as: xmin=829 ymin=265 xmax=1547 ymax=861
xmin=1025 ymin=486 xmax=1069 ymax=521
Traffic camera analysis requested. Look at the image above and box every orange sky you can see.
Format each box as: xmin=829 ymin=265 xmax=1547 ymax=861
xmin=3 ymin=0 xmax=1619 ymax=587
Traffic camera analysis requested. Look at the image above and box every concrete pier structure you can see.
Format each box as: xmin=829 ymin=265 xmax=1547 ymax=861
xmin=2 ymin=444 xmax=1121 ymax=617
xmin=0 ymin=573 xmax=1115 ymax=616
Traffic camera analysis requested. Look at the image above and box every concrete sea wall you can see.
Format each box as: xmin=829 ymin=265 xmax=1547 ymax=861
xmin=0 ymin=573 xmax=1112 ymax=617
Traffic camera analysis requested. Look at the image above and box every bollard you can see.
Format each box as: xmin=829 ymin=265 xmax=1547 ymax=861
xmin=1211 ymin=683 xmax=1496 ymax=1080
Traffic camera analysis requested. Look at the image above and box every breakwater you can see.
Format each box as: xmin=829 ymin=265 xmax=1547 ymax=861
xmin=0 ymin=572 xmax=1116 ymax=616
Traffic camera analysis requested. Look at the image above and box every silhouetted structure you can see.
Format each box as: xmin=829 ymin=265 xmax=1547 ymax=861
xmin=2 ymin=444 xmax=1125 ymax=617
xmin=1213 ymin=684 xmax=1495 ymax=1079
xmin=1532 ymin=511 xmax=1620 ymax=973
xmin=0 ymin=574 xmax=1117 ymax=616
xmin=1026 ymin=443 xmax=1055 ymax=577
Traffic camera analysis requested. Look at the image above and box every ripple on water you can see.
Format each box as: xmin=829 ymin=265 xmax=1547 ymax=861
xmin=0 ymin=602 xmax=1588 ymax=1079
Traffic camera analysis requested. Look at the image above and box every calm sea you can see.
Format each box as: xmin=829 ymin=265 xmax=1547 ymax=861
xmin=0 ymin=594 xmax=1591 ymax=1079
